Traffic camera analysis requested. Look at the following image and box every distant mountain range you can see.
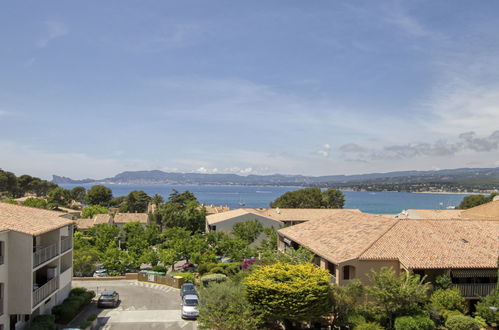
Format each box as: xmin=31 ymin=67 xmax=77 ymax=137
xmin=52 ymin=167 xmax=499 ymax=188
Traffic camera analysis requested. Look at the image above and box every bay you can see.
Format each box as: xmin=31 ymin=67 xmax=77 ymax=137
xmin=60 ymin=184 xmax=468 ymax=214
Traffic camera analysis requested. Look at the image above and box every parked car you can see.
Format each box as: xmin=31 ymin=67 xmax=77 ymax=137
xmin=97 ymin=290 xmax=120 ymax=308
xmin=181 ymin=263 xmax=196 ymax=272
xmin=181 ymin=294 xmax=199 ymax=319
xmin=180 ymin=283 xmax=197 ymax=297
xmin=93 ymin=269 xmax=108 ymax=277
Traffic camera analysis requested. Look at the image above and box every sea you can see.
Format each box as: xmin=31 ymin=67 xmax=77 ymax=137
xmin=60 ymin=184 xmax=469 ymax=215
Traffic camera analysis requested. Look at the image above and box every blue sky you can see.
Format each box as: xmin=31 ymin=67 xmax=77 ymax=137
xmin=1 ymin=1 xmax=499 ymax=179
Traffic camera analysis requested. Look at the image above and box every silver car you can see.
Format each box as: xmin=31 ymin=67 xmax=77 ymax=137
xmin=181 ymin=294 xmax=199 ymax=319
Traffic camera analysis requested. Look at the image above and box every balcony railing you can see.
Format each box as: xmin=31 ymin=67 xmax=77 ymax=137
xmin=454 ymin=283 xmax=497 ymax=298
xmin=61 ymin=236 xmax=72 ymax=253
xmin=33 ymin=276 xmax=59 ymax=307
xmin=0 ymin=255 xmax=4 ymax=265
xmin=33 ymin=244 xmax=59 ymax=268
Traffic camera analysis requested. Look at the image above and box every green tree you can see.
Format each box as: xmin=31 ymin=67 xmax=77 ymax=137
xmin=270 ymin=187 xmax=345 ymax=209
xmin=121 ymin=222 xmax=148 ymax=258
xmin=245 ymin=262 xmax=332 ymax=326
xmin=157 ymin=190 xmax=206 ymax=232
xmin=85 ymin=185 xmax=113 ymax=206
xmin=458 ymin=193 xmax=497 ymax=209
xmin=73 ymin=247 xmax=100 ymax=276
xmin=0 ymin=169 xmax=18 ymax=197
xmin=232 ymin=219 xmax=264 ymax=244
xmin=141 ymin=248 xmax=159 ymax=266
xmin=365 ymin=268 xmax=430 ymax=329
xmin=81 ymin=205 xmax=109 ymax=219
xmin=70 ymin=186 xmax=86 ymax=203
xmin=322 ymin=188 xmax=346 ymax=208
xmin=151 ymin=193 xmax=164 ymax=204
xmin=86 ymin=223 xmax=120 ymax=253
xmin=22 ymin=197 xmax=48 ymax=209
xmin=198 ymin=280 xmax=262 ymax=330
xmin=47 ymin=187 xmax=71 ymax=207
xmin=157 ymin=248 xmax=177 ymax=271
xmin=120 ymin=190 xmax=151 ymax=213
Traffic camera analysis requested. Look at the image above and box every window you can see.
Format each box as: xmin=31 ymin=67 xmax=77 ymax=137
xmin=343 ymin=265 xmax=356 ymax=280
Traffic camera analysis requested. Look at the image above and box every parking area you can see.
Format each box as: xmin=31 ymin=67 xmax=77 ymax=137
xmin=72 ymin=280 xmax=197 ymax=330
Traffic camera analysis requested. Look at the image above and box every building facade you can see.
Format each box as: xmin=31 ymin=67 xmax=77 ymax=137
xmin=0 ymin=203 xmax=74 ymax=330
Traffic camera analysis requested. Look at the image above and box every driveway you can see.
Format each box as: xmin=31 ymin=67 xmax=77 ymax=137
xmin=72 ymin=280 xmax=197 ymax=330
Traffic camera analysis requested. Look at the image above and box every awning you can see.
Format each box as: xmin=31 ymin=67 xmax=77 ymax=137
xmin=451 ymin=269 xmax=498 ymax=278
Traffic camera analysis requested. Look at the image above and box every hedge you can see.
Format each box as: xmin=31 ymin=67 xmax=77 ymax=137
xmin=26 ymin=315 xmax=56 ymax=330
xmin=201 ymin=273 xmax=228 ymax=287
xmin=52 ymin=287 xmax=96 ymax=323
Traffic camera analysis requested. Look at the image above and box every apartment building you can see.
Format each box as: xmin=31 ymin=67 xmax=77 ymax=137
xmin=0 ymin=203 xmax=74 ymax=330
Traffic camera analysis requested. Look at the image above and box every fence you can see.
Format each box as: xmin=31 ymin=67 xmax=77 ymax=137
xmin=137 ymin=272 xmax=185 ymax=289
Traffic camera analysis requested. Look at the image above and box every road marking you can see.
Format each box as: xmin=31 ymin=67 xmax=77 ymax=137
xmin=104 ymin=310 xmax=184 ymax=323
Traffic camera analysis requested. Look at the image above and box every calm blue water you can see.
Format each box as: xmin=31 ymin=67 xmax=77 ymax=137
xmin=60 ymin=184 xmax=468 ymax=214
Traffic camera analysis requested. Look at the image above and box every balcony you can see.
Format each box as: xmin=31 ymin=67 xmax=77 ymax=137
xmin=33 ymin=276 xmax=59 ymax=307
xmin=33 ymin=244 xmax=59 ymax=268
xmin=61 ymin=236 xmax=72 ymax=253
xmin=454 ymin=283 xmax=497 ymax=298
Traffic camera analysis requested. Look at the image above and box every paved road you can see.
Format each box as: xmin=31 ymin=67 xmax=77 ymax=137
xmin=72 ymin=280 xmax=197 ymax=330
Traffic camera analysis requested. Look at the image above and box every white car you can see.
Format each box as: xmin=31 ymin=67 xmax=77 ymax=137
xmin=181 ymin=294 xmax=199 ymax=319
xmin=93 ymin=269 xmax=108 ymax=277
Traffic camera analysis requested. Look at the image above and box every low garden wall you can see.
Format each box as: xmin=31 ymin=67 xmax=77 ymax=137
xmin=137 ymin=272 xmax=185 ymax=289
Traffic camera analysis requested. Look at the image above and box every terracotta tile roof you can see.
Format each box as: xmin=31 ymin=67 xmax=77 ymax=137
xmin=113 ymin=213 xmax=149 ymax=224
xmin=398 ymin=209 xmax=464 ymax=219
xmin=360 ymin=219 xmax=499 ymax=269
xmin=278 ymin=212 xmax=398 ymax=264
xmin=462 ymin=200 xmax=499 ymax=220
xmin=0 ymin=202 xmax=73 ymax=236
xmin=202 ymin=205 xmax=231 ymax=215
xmin=206 ymin=208 xmax=361 ymax=225
xmin=76 ymin=213 xmax=112 ymax=230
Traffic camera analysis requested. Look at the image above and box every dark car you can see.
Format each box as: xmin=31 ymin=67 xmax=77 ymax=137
xmin=182 ymin=263 xmax=196 ymax=272
xmin=180 ymin=283 xmax=197 ymax=297
xmin=97 ymin=290 xmax=120 ymax=308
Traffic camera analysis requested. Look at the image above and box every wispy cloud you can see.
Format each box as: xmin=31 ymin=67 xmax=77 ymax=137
xmin=340 ymin=131 xmax=499 ymax=161
xmin=317 ymin=143 xmax=331 ymax=157
xmin=36 ymin=21 xmax=68 ymax=48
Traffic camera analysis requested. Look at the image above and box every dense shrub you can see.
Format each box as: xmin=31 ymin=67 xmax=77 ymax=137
xmin=197 ymin=262 xmax=241 ymax=276
xmin=445 ymin=314 xmax=482 ymax=330
xmin=22 ymin=197 xmax=48 ymax=209
xmin=430 ymin=289 xmax=467 ymax=314
xmin=434 ymin=274 xmax=453 ymax=290
xmin=474 ymin=290 xmax=499 ymax=325
xmin=26 ymin=315 xmax=56 ymax=330
xmin=151 ymin=265 xmax=167 ymax=273
xmin=52 ymin=288 xmax=95 ymax=323
xmin=201 ymin=273 xmax=228 ymax=287
xmin=168 ymin=272 xmax=195 ymax=283
xmin=80 ymin=320 xmax=92 ymax=329
xmin=354 ymin=322 xmax=384 ymax=330
xmin=394 ymin=315 xmax=435 ymax=330
xmin=87 ymin=313 xmax=98 ymax=321
xmin=440 ymin=309 xmax=463 ymax=322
